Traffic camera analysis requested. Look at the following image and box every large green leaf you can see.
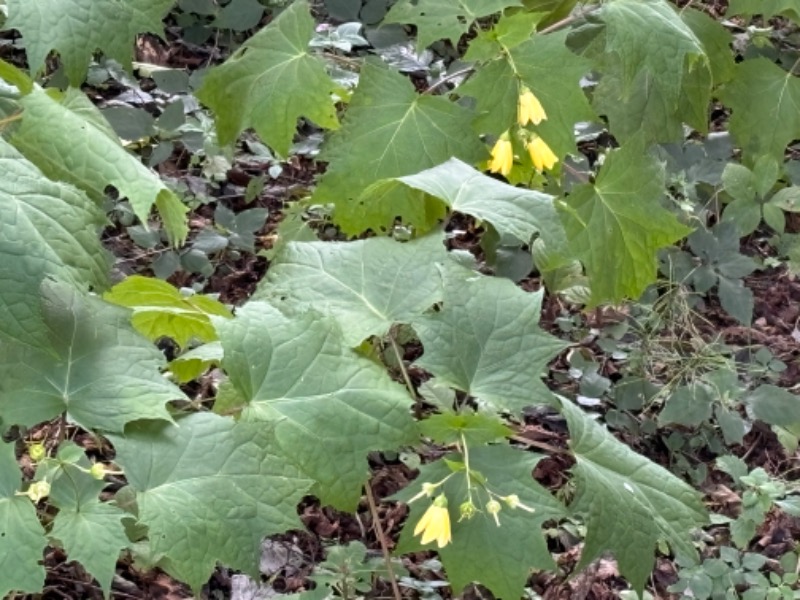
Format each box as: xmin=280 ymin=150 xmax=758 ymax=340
xmin=590 ymin=0 xmax=710 ymax=143
xmin=0 ymin=137 xmax=109 ymax=349
xmin=12 ymin=87 xmax=188 ymax=245
xmin=720 ymin=58 xmax=800 ymax=164
xmin=214 ymin=302 xmax=417 ymax=509
xmin=384 ymin=0 xmax=522 ymax=50
xmin=560 ymin=399 xmax=707 ymax=594
xmin=313 ymin=61 xmax=486 ymax=235
xmin=460 ymin=30 xmax=596 ymax=157
xmin=412 ymin=272 xmax=568 ymax=412
xmin=197 ymin=0 xmax=338 ymax=155
xmin=394 ymin=445 xmax=567 ymax=600
xmin=7 ymin=0 xmax=174 ymax=85
xmin=394 ymin=158 xmax=568 ymax=250
xmin=110 ymin=413 xmax=313 ymax=590
xmin=728 ymin=0 xmax=800 ymax=20
xmin=256 ymin=234 xmax=450 ymax=346
xmin=104 ymin=275 xmax=232 ymax=348
xmin=558 ymin=140 xmax=692 ymax=305
xmin=0 ymin=442 xmax=47 ymax=598
xmin=0 ymin=282 xmax=182 ymax=432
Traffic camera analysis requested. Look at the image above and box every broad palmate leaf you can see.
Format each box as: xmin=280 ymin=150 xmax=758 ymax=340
xmin=313 ymin=61 xmax=486 ymax=235
xmin=7 ymin=0 xmax=174 ymax=85
xmin=558 ymin=140 xmax=692 ymax=305
xmin=728 ymin=0 xmax=800 ymax=21
xmin=197 ymin=0 xmax=338 ymax=155
xmin=0 ymin=442 xmax=47 ymax=598
xmin=560 ymin=399 xmax=707 ymax=594
xmin=413 ymin=272 xmax=568 ymax=412
xmin=0 ymin=137 xmax=109 ymax=349
xmin=720 ymin=58 xmax=800 ymax=163
xmin=12 ymin=87 xmax=188 ymax=245
xmin=0 ymin=281 xmax=182 ymax=432
xmin=110 ymin=413 xmax=313 ymax=590
xmin=394 ymin=445 xmax=567 ymax=600
xmin=104 ymin=275 xmax=232 ymax=349
xmin=384 ymin=0 xmax=522 ymax=51
xmin=256 ymin=234 xmax=450 ymax=346
xmin=214 ymin=302 xmax=417 ymax=509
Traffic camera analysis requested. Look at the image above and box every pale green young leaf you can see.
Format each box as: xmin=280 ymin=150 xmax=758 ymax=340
xmin=7 ymin=0 xmax=173 ymax=85
xmin=313 ymin=62 xmax=486 ymax=235
xmin=12 ymin=87 xmax=188 ymax=245
xmin=558 ymin=140 xmax=692 ymax=305
xmin=460 ymin=30 xmax=595 ymax=156
xmin=412 ymin=272 xmax=568 ymax=413
xmin=0 ymin=442 xmax=47 ymax=598
xmin=110 ymin=413 xmax=313 ymax=591
xmin=394 ymin=158 xmax=568 ymax=250
xmin=720 ymin=58 xmax=800 ymax=163
xmin=383 ymin=0 xmax=522 ymax=50
xmin=419 ymin=412 xmax=512 ymax=445
xmin=680 ymin=9 xmax=735 ymax=86
xmin=394 ymin=446 xmax=567 ymax=600
xmin=728 ymin=0 xmax=800 ymax=20
xmin=560 ymin=399 xmax=707 ymax=594
xmin=168 ymin=341 xmax=223 ymax=383
xmin=256 ymin=234 xmax=450 ymax=346
xmin=0 ymin=138 xmax=109 ymax=349
xmin=197 ymin=0 xmax=338 ymax=155
xmin=0 ymin=281 xmax=181 ymax=432
xmin=214 ymin=302 xmax=417 ymax=509
xmin=463 ymin=12 xmax=542 ymax=62
xmin=104 ymin=275 xmax=232 ymax=348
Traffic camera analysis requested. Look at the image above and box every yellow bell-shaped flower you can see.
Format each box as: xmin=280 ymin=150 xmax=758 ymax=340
xmin=526 ymin=135 xmax=558 ymax=172
xmin=488 ymin=133 xmax=513 ymax=176
xmin=518 ymin=86 xmax=547 ymax=126
xmin=413 ymin=494 xmax=452 ymax=548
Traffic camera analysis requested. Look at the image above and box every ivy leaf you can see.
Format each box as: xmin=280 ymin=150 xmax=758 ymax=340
xmin=313 ymin=61 xmax=486 ymax=235
xmin=559 ymin=399 xmax=707 ymax=594
xmin=12 ymin=87 xmax=188 ymax=245
xmin=590 ymin=0 xmax=710 ymax=143
xmin=0 ymin=442 xmax=47 ymax=598
xmin=728 ymin=0 xmax=800 ymax=21
xmin=7 ymin=0 xmax=173 ymax=85
xmin=460 ymin=30 xmax=596 ymax=157
xmin=383 ymin=0 xmax=523 ymax=51
xmin=197 ymin=0 xmax=338 ymax=155
xmin=110 ymin=413 xmax=313 ymax=590
xmin=257 ymin=234 xmax=450 ymax=346
xmin=394 ymin=158 xmax=568 ymax=250
xmin=558 ymin=140 xmax=692 ymax=305
xmin=214 ymin=302 xmax=417 ymax=509
xmin=720 ymin=58 xmax=800 ymax=164
xmin=0 ymin=137 xmax=109 ymax=350
xmin=394 ymin=445 xmax=567 ymax=600
xmin=412 ymin=272 xmax=568 ymax=413
xmin=0 ymin=281 xmax=181 ymax=432
xmin=104 ymin=275 xmax=232 ymax=349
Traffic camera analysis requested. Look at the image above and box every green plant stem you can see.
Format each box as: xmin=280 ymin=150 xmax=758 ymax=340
xmin=364 ymin=483 xmax=403 ymax=600
xmin=538 ymin=4 xmax=601 ymax=35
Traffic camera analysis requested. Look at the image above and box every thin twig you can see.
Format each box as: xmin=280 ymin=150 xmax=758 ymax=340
xmin=424 ymin=65 xmax=476 ymax=95
xmin=365 ymin=483 xmax=403 ymax=600
xmin=389 ymin=332 xmax=421 ymax=418
xmin=509 ymin=434 xmax=570 ymax=455
xmin=538 ymin=5 xmax=602 ymax=35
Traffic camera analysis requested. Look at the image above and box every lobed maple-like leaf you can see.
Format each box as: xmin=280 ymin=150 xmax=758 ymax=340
xmin=12 ymin=87 xmax=188 ymax=245
xmin=394 ymin=445 xmax=567 ymax=600
xmin=0 ymin=442 xmax=47 ymax=598
xmin=0 ymin=281 xmax=182 ymax=432
xmin=110 ymin=413 xmax=314 ymax=591
xmin=560 ymin=399 xmax=707 ymax=594
xmin=0 ymin=137 xmax=109 ymax=349
xmin=313 ymin=61 xmax=486 ymax=235
xmin=384 ymin=0 xmax=523 ymax=50
xmin=197 ymin=0 xmax=339 ymax=155
xmin=256 ymin=234 xmax=450 ymax=346
xmin=7 ymin=0 xmax=174 ymax=85
xmin=214 ymin=302 xmax=417 ymax=509
xmin=558 ymin=140 xmax=692 ymax=305
xmin=720 ymin=58 xmax=800 ymax=163
xmin=412 ymin=271 xmax=568 ymax=412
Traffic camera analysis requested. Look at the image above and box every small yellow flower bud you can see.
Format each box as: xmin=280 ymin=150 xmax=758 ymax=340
xmin=89 ymin=463 xmax=106 ymax=480
xmin=459 ymin=500 xmax=477 ymax=521
xmin=526 ymin=136 xmax=558 ymax=173
xmin=486 ymin=499 xmax=502 ymax=526
xmin=26 ymin=480 xmax=50 ymax=504
xmin=518 ymin=86 xmax=547 ymax=126
xmin=28 ymin=443 xmax=46 ymax=463
xmin=502 ymin=494 xmax=536 ymax=513
xmin=488 ymin=133 xmax=514 ymax=177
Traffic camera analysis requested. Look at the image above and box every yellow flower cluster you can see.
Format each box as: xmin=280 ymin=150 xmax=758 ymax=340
xmin=414 ymin=494 xmax=451 ymax=548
